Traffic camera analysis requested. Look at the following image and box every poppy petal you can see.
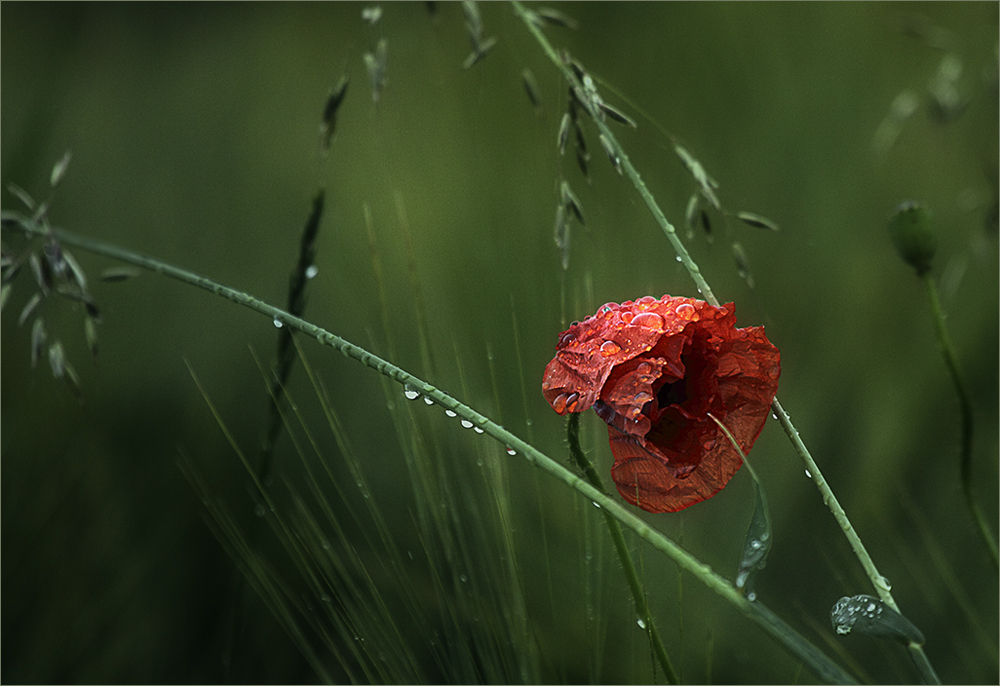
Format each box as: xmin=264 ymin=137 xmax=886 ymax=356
xmin=542 ymin=294 xmax=780 ymax=513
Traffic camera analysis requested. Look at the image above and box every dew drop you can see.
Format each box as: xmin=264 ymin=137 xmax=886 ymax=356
xmin=771 ymin=412 xmax=779 ymax=420
xmin=272 ymin=318 xmax=283 ymax=328
xmin=552 ymin=393 xmax=570 ymax=414
xmin=305 ymin=265 xmax=318 ymax=279
xmin=636 ymin=362 xmax=652 ymax=376
xmin=423 ymin=396 xmax=434 ymax=405
xmin=633 ymin=391 xmax=654 ymax=405
xmin=403 ymin=387 xmax=421 ymax=401
xmin=637 ymin=619 xmax=647 ymax=629
xmin=445 ymin=409 xmax=458 ymax=417
xmin=767 ymin=366 xmax=780 ymax=379
xmin=750 ymin=539 xmax=762 ymax=550
xmin=702 ymin=438 xmax=717 ymax=451
xmin=459 ymin=574 xmax=468 ymax=583
xmin=877 ymin=575 xmax=892 ymax=592
xmin=675 ymin=255 xmax=682 ymax=262
xmin=461 ymin=419 xmax=474 ymax=429
xmin=804 ymin=469 xmax=812 ymax=478
xmin=637 ymin=295 xmax=656 ymax=305
xmin=747 ymin=591 xmax=757 ymax=602
xmin=473 ymin=426 xmax=484 ymax=434
xmin=600 ymin=340 xmax=622 ymax=356
xmin=592 ymin=501 xmax=602 ymax=508
xmin=620 ymin=311 xmax=634 ymax=323
xmin=506 ymin=447 xmax=517 ymax=456
xmin=564 ymin=392 xmax=580 ymax=412
xmin=674 ymin=303 xmax=696 ymax=320
xmin=631 ymin=311 xmax=665 ymax=331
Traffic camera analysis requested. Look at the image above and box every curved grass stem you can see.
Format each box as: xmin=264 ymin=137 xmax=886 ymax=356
xmin=567 ymin=412 xmax=678 ymax=684
xmin=921 ymin=273 xmax=999 ymax=571
xmin=2 ymin=212 xmax=855 ymax=683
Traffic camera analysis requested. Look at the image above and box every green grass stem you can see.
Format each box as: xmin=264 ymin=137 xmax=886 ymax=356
xmin=566 ymin=412 xmax=678 ymax=684
xmin=921 ymin=272 xmax=998 ymax=571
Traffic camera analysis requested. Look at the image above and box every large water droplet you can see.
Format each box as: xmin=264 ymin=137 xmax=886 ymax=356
xmin=600 ymin=340 xmax=622 ymax=356
xmin=675 ymin=303 xmax=696 ymax=320
xmin=552 ymin=393 xmax=570 ymax=413
xmin=564 ymin=392 xmax=580 ymax=412
xmin=631 ymin=311 xmax=664 ymax=330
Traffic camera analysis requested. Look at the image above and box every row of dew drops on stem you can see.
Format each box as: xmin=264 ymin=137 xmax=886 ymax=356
xmin=401 ymin=382 xmax=519 ymax=457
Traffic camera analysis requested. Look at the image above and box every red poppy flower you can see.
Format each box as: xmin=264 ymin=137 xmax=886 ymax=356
xmin=542 ymin=295 xmax=780 ymax=513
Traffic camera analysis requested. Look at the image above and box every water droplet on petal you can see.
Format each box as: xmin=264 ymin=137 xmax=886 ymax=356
xmin=636 ymin=362 xmax=652 ymax=376
xmin=461 ymin=419 xmax=474 ymax=429
xmin=675 ymin=303 xmax=696 ymax=320
xmin=631 ymin=312 xmax=664 ymax=331
xmin=637 ymin=296 xmax=656 ymax=306
xmin=600 ymin=340 xmax=622 ymax=356
xmin=552 ymin=393 xmax=570 ymax=413
xmin=564 ymin=392 xmax=580 ymax=412
xmin=674 ymin=464 xmax=697 ymax=479
xmin=768 ymin=366 xmax=780 ymax=379
xmin=620 ymin=311 xmax=634 ymax=323
xmin=633 ymin=391 xmax=653 ymax=405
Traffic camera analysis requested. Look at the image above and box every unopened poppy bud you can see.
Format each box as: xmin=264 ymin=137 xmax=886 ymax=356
xmin=888 ymin=201 xmax=936 ymax=276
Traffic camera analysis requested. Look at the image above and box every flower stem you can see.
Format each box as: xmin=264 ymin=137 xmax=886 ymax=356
xmin=921 ymin=272 xmax=999 ymax=570
xmin=567 ymin=412 xmax=678 ymax=684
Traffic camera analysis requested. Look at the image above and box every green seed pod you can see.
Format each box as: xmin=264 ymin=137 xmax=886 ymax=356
xmin=888 ymin=201 xmax=936 ymax=275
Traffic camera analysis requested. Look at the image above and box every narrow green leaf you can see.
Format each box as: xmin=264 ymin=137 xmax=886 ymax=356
xmin=830 ymin=595 xmax=925 ymax=646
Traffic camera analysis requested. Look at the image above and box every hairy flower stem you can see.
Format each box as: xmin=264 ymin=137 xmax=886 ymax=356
xmin=921 ymin=273 xmax=999 ymax=570
xmin=566 ymin=412 xmax=678 ymax=684
xmin=3 ymin=212 xmax=856 ymax=683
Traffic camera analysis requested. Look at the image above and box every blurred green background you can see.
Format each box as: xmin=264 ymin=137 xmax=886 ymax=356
xmin=2 ymin=2 xmax=997 ymax=683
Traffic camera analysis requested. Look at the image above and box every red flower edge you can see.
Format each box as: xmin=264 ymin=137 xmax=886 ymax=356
xmin=542 ymin=295 xmax=780 ymax=513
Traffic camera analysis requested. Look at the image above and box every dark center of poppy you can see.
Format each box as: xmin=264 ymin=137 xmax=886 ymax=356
xmin=657 ymin=377 xmax=688 ymax=408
